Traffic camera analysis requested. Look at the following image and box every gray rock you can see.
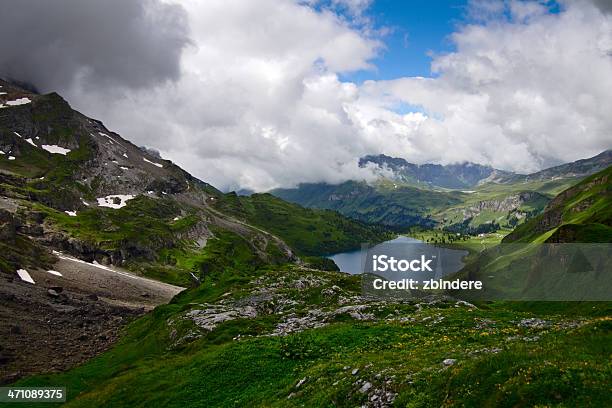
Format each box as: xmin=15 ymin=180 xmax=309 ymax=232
xmin=442 ymin=358 xmax=456 ymax=366
xmin=47 ymin=289 xmax=60 ymax=298
xmin=358 ymin=382 xmax=372 ymax=393
xmin=518 ymin=318 xmax=550 ymax=329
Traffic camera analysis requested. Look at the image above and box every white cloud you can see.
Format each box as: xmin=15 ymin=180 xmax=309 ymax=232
xmin=66 ymin=0 xmax=382 ymax=191
xmin=53 ymin=0 xmax=612 ymax=190
xmin=351 ymin=0 xmax=612 ymax=173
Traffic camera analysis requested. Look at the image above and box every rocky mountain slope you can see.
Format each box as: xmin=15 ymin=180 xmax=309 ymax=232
xmin=359 ymin=154 xmax=514 ymax=189
xmin=0 ymin=78 xmax=388 ymax=276
xmin=360 ymin=151 xmax=612 ymax=189
xmin=0 ymin=79 xmax=389 ymax=383
xmin=502 ymin=149 xmax=612 ymax=184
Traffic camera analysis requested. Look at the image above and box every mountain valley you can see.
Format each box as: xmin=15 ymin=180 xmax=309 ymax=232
xmin=0 ymin=79 xmax=610 ymax=407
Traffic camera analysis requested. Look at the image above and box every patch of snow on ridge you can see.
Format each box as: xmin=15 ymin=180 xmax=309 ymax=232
xmin=17 ymin=269 xmax=35 ymax=284
xmin=143 ymin=157 xmax=163 ymax=168
xmin=8 ymin=156 xmax=15 ymax=160
xmin=98 ymin=132 xmax=118 ymax=144
xmin=0 ymin=151 xmax=4 ymax=155
xmin=97 ymin=194 xmax=135 ymax=209
xmin=47 ymin=270 xmax=62 ymax=277
xmin=5 ymin=98 xmax=32 ymax=106
xmin=13 ymin=131 xmax=22 ymax=138
xmin=42 ymin=145 xmax=71 ymax=155
xmin=25 ymin=138 xmax=37 ymax=146
xmin=65 ymin=210 xmax=77 ymax=216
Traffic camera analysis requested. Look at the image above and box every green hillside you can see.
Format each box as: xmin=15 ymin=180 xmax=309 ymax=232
xmin=213 ymin=192 xmax=392 ymax=256
xmin=13 ymin=238 xmax=612 ymax=407
xmin=273 ymin=180 xmax=464 ymax=229
xmin=504 ymin=166 xmax=612 ymax=243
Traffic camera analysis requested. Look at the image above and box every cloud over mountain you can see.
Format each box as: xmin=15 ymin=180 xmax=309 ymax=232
xmin=1 ymin=0 xmax=610 ymax=191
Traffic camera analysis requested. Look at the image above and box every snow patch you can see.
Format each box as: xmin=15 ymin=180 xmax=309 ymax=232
xmin=47 ymin=270 xmax=63 ymax=277
xmin=25 ymin=138 xmax=37 ymax=146
xmin=173 ymin=216 xmax=180 ymax=221
xmin=82 ymin=200 xmax=90 ymax=206
xmin=97 ymin=194 xmax=135 ymax=209
xmin=53 ymin=251 xmax=142 ymax=281
xmin=120 ymin=166 xmax=129 ymax=170
xmin=65 ymin=210 xmax=77 ymax=217
xmin=42 ymin=145 xmax=71 ymax=155
xmin=99 ymin=132 xmax=119 ymax=144
xmin=123 ymin=153 xmax=128 ymax=158
xmin=8 ymin=156 xmax=15 ymax=160
xmin=17 ymin=269 xmax=35 ymax=284
xmin=0 ymin=151 xmax=4 ymax=155
xmin=4 ymin=97 xmax=32 ymax=106
xmin=13 ymin=131 xmax=21 ymax=138
xmin=143 ymin=157 xmax=163 ymax=168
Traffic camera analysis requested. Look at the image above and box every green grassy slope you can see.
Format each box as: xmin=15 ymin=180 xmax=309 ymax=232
xmin=504 ymin=166 xmax=612 ymax=243
xmin=8 ymin=173 xmax=610 ymax=407
xmin=273 ymin=181 xmax=463 ymax=229
xmin=213 ymin=192 xmax=392 ymax=256
xmin=14 ymin=255 xmax=612 ymax=407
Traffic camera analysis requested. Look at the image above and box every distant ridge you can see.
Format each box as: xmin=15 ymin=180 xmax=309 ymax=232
xmin=359 ymin=150 xmax=612 ymax=189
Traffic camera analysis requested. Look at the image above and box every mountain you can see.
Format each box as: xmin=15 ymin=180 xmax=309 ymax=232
xmin=0 ymin=79 xmax=390 ymax=382
xmin=273 ymin=151 xmax=611 ymax=232
xmin=503 ymin=165 xmax=612 ymax=243
xmin=359 ymin=154 xmax=513 ymax=189
xmin=273 ymin=180 xmax=464 ymax=229
xmin=3 ymin=79 xmax=610 ymax=407
xmin=0 ymin=78 xmax=387 ymax=274
xmin=360 ymin=151 xmax=612 ymax=188
xmin=214 ymin=192 xmax=391 ymax=256
xmin=501 ymin=149 xmax=612 ymax=184
xmin=452 ymin=165 xmax=611 ymax=306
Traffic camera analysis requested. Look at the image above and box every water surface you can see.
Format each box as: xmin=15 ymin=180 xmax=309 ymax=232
xmin=328 ymin=236 xmax=422 ymax=275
